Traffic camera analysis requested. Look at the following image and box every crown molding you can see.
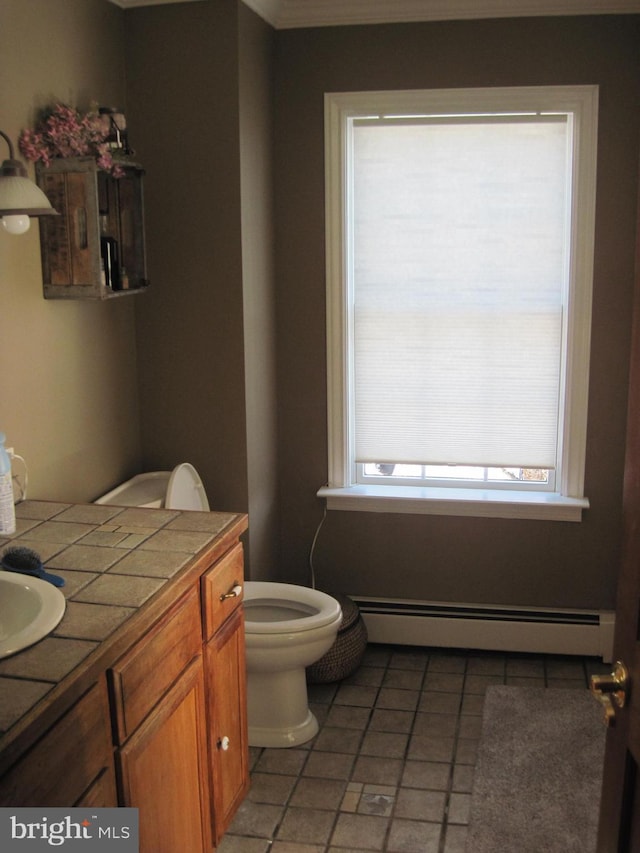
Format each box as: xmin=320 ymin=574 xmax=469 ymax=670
xmin=110 ymin=0 xmax=640 ymax=27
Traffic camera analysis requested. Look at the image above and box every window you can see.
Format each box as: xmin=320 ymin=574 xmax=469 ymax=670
xmin=319 ymin=86 xmax=598 ymax=521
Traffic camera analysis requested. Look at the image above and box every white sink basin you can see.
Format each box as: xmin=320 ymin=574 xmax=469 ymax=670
xmin=0 ymin=571 xmax=66 ymax=659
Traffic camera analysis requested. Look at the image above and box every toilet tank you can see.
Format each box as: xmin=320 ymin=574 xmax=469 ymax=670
xmin=95 ymin=471 xmax=171 ymax=508
xmin=95 ymin=464 xmax=210 ymax=511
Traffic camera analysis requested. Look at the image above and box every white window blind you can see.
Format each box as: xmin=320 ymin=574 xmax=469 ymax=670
xmin=351 ymin=115 xmax=570 ymax=470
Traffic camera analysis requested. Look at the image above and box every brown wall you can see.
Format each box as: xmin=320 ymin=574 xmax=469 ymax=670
xmin=125 ymin=0 xmax=248 ymax=513
xmin=0 ymin=0 xmax=141 ymax=503
xmin=239 ymin=4 xmax=279 ymax=578
xmin=273 ymin=16 xmax=640 ymax=610
xmin=125 ymin=0 xmax=279 ymax=575
xmin=3 ymin=1 xmax=638 ymax=609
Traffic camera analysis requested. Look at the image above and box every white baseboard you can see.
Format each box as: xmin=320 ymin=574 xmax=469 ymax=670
xmin=353 ymin=598 xmax=615 ymax=662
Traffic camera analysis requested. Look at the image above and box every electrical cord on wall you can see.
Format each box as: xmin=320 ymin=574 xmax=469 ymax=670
xmin=308 ymin=500 xmax=328 ymax=590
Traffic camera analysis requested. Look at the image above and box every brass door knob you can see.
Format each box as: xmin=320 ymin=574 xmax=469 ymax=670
xmin=590 ymin=660 xmax=630 ymax=727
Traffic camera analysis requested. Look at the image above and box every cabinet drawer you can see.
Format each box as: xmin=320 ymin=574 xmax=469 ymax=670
xmin=110 ymin=587 xmax=201 ymax=742
xmin=202 ymin=543 xmax=244 ymax=641
xmin=0 ymin=678 xmax=114 ymax=807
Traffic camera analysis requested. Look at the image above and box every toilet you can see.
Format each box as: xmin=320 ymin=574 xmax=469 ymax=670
xmin=244 ymin=581 xmax=342 ymax=748
xmin=95 ymin=463 xmax=210 ymax=511
xmin=97 ymin=469 xmax=341 ymax=748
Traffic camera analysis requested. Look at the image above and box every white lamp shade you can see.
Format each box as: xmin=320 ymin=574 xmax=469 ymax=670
xmin=0 ymin=172 xmax=56 ymax=216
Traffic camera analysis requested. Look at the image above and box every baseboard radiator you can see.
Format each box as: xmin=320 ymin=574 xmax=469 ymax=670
xmin=352 ymin=597 xmax=615 ymax=662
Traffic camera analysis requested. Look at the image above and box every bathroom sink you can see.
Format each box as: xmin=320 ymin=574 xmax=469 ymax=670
xmin=0 ymin=571 xmax=66 ymax=659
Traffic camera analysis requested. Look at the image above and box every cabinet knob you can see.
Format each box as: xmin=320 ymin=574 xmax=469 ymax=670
xmin=217 ymin=736 xmax=230 ymax=751
xmin=220 ymin=583 xmax=242 ymax=602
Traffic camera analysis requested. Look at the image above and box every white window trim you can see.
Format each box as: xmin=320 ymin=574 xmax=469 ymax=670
xmin=320 ymin=85 xmax=598 ymax=521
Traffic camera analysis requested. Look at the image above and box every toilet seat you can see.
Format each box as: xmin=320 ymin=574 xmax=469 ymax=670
xmin=165 ymin=463 xmax=210 ymax=511
xmin=244 ymin=582 xmax=341 ymax=634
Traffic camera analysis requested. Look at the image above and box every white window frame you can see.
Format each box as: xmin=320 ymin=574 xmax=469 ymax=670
xmin=319 ymin=86 xmax=598 ymax=522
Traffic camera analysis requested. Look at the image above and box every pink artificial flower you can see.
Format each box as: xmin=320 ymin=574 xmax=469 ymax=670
xmin=18 ymin=103 xmax=124 ymax=177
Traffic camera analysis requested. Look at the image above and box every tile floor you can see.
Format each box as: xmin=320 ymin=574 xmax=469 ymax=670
xmin=220 ymin=644 xmax=608 ymax=853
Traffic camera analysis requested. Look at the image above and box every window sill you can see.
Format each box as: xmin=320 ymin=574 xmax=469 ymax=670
xmin=317 ymin=485 xmax=589 ymax=522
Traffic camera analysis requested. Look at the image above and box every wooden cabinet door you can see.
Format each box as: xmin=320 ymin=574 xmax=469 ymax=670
xmin=206 ymin=607 xmax=249 ymax=844
xmin=0 ymin=678 xmax=116 ymax=808
xmin=116 ymin=656 xmax=212 ymax=853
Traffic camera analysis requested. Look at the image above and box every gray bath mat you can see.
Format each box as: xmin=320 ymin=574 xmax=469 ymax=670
xmin=467 ymin=685 xmax=606 ymax=853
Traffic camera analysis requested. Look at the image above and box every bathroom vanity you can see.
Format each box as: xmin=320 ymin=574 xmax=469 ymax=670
xmin=0 ymin=500 xmax=249 ymax=852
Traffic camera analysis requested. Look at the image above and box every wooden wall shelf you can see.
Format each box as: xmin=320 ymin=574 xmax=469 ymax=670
xmin=36 ymin=156 xmax=149 ymax=300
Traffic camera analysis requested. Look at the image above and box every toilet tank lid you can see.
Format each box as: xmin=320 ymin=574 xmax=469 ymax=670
xmin=165 ymin=463 xmax=210 ymax=511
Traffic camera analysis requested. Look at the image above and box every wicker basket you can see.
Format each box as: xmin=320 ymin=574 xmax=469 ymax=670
xmin=306 ymin=593 xmax=368 ymax=684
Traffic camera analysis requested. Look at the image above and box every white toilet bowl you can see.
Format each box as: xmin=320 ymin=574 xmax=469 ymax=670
xmin=244 ymin=581 xmax=342 ymax=748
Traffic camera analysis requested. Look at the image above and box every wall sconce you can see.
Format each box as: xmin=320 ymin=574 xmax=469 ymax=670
xmin=0 ymin=130 xmax=58 ymax=235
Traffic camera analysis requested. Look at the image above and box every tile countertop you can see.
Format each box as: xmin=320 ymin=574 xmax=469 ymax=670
xmin=0 ymin=500 xmax=244 ymax=740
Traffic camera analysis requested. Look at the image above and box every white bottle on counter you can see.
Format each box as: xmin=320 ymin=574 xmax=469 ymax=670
xmin=0 ymin=432 xmax=16 ymax=535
